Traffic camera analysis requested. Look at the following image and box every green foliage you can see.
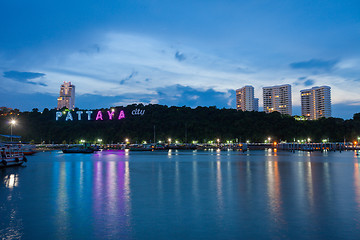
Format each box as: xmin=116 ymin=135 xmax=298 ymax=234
xmin=1 ymin=105 xmax=360 ymax=143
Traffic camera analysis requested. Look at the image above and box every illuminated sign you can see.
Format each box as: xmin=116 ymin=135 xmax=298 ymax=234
xmin=56 ymin=108 xmax=145 ymax=121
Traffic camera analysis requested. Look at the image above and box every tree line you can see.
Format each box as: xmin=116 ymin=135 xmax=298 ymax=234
xmin=1 ymin=104 xmax=360 ymax=144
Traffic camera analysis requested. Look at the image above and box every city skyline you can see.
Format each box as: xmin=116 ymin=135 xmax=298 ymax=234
xmin=0 ymin=1 xmax=360 ymax=119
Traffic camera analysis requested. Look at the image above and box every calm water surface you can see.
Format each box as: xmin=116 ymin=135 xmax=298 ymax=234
xmin=1 ymin=150 xmax=360 ymax=239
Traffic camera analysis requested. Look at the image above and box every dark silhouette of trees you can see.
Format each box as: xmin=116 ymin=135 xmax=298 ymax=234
xmin=1 ymin=104 xmax=360 ymax=144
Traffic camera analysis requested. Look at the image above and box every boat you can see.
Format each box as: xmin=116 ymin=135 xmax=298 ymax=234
xmin=62 ymin=147 xmax=94 ymax=153
xmin=0 ymin=135 xmax=27 ymax=167
xmin=62 ymin=142 xmax=96 ymax=154
xmin=22 ymin=144 xmax=37 ymax=155
xmin=127 ymin=144 xmax=153 ymax=151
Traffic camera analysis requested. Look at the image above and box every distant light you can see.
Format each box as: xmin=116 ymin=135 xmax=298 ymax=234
xmin=168 ymin=138 xmax=171 ymax=143
xmin=125 ymin=138 xmax=129 ymax=143
xmin=10 ymin=120 xmax=16 ymax=125
xmin=111 ymin=108 xmax=115 ymax=112
xmin=97 ymin=139 xmax=102 ymax=142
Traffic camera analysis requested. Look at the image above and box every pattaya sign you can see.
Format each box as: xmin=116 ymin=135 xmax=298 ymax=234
xmin=56 ymin=108 xmax=145 ymax=121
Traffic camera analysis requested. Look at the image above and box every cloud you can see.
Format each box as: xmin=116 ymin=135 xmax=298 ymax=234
xmin=0 ymin=89 xmax=56 ymax=110
xmin=175 ymin=51 xmax=186 ymax=62
xmin=289 ymin=59 xmax=338 ymax=71
xmin=304 ymin=79 xmax=315 ymax=86
xmin=154 ymin=84 xmax=235 ymax=108
xmin=77 ymin=84 xmax=235 ymax=109
xmin=293 ymin=76 xmax=315 ymax=87
xmin=120 ymin=71 xmax=138 ymax=85
xmin=3 ymin=71 xmax=47 ymax=86
xmin=3 ymin=32 xmax=359 ymax=115
xmin=79 ymin=44 xmax=101 ymax=55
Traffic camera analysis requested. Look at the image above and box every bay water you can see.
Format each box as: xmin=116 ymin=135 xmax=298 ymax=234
xmin=1 ymin=150 xmax=360 ymax=239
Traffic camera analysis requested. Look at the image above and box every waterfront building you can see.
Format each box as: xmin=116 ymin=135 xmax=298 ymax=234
xmin=236 ymin=85 xmax=255 ymax=111
xmin=263 ymin=84 xmax=292 ymax=115
xmin=300 ymin=86 xmax=331 ymax=120
xmin=57 ymin=82 xmax=75 ymax=110
xmin=253 ymin=98 xmax=259 ymax=112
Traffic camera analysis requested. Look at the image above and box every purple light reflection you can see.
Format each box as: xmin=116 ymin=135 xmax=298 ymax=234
xmin=91 ymin=150 xmax=131 ymax=238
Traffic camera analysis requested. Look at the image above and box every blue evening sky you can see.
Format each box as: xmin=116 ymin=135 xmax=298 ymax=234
xmin=0 ymin=0 xmax=359 ymax=119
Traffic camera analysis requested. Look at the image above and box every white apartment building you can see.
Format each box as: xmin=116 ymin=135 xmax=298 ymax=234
xmin=301 ymin=86 xmax=331 ymax=120
xmin=236 ymin=86 xmax=255 ymax=111
xmin=263 ymin=84 xmax=292 ymax=115
xmin=57 ymin=82 xmax=75 ymax=110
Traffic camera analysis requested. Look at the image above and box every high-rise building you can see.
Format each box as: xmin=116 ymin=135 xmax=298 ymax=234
xmin=301 ymin=86 xmax=331 ymax=120
xmin=253 ymin=98 xmax=259 ymax=112
xmin=263 ymin=84 xmax=292 ymax=115
xmin=236 ymin=86 xmax=255 ymax=111
xmin=57 ymin=82 xmax=75 ymax=110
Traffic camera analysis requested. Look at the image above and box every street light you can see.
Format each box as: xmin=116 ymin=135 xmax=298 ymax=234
xmin=168 ymin=138 xmax=171 ymax=144
xmin=10 ymin=119 xmax=16 ymax=142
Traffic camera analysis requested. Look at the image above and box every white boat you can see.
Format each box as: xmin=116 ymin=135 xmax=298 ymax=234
xmin=0 ymin=134 xmax=27 ymax=167
xmin=1 ymin=143 xmax=27 ymax=167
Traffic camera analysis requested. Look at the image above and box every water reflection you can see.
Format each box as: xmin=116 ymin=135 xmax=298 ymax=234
xmin=266 ymin=158 xmax=283 ymax=226
xmin=51 ymin=151 xmax=132 ymax=239
xmin=0 ymin=170 xmax=23 ymax=239
xmin=2 ymin=151 xmax=360 ymax=239
xmin=4 ymin=174 xmax=18 ymax=189
xmin=354 ymin=162 xmax=360 ymax=209
xmin=216 ymin=158 xmax=224 ymax=211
